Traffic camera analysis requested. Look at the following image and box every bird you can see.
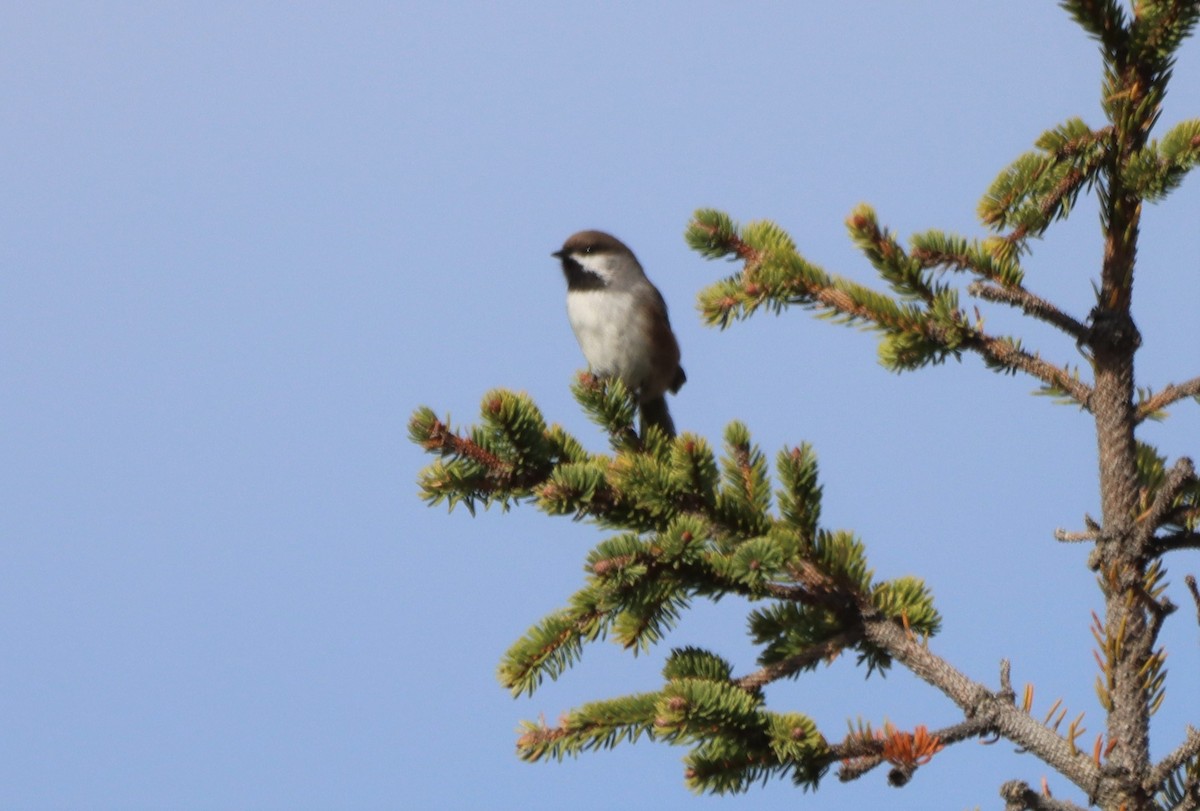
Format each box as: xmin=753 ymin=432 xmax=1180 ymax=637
xmin=553 ymin=230 xmax=686 ymax=438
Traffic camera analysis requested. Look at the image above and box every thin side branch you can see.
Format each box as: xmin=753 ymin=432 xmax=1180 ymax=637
xmin=1186 ymin=575 xmax=1200 ymax=626
xmin=969 ymin=281 xmax=1090 ymax=342
xmin=1169 ymin=793 xmax=1200 ymax=811
xmin=1137 ymin=457 xmax=1197 ymax=553
xmin=735 ymin=630 xmax=860 ymax=691
xmin=834 ymin=717 xmax=992 ymax=783
xmin=1137 ymin=377 xmax=1200 ymax=421
xmin=861 ymin=613 xmax=1109 ymax=802
xmin=1057 ymin=515 xmax=1103 ymax=543
xmin=825 ymin=274 xmax=1095 ymax=408
xmin=1056 ymin=528 xmax=1099 ymax=542
xmin=1000 ymin=780 xmax=1089 ymax=811
xmin=1149 ymin=727 xmax=1200 ymax=793
xmin=968 ymin=331 xmax=1094 ymax=408
xmin=693 ymin=217 xmax=1094 ymax=408
xmin=417 ymin=415 xmax=513 ymax=474
xmin=1156 ymin=532 xmax=1200 ymax=554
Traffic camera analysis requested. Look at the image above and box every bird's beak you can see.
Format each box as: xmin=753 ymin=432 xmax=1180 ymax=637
xmin=551 ymin=249 xmax=565 ymax=259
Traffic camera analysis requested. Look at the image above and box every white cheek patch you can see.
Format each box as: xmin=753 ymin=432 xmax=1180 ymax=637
xmin=573 ymin=252 xmax=617 ymax=284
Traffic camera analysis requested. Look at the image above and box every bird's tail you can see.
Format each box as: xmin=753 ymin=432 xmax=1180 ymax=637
xmin=639 ymin=396 xmax=676 ymax=439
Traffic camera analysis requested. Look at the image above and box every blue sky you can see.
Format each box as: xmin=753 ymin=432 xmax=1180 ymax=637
xmin=4 ymin=2 xmax=1199 ymax=809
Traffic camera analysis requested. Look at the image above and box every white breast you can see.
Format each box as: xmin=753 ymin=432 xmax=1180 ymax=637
xmin=566 ymin=289 xmax=651 ymax=387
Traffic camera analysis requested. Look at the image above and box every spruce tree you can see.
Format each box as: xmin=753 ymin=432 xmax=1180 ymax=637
xmin=410 ymin=3 xmax=1200 ymax=808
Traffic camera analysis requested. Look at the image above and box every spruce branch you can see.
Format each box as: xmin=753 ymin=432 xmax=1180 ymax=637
xmin=410 ymin=407 xmax=511 ymax=473
xmin=1136 ymin=376 xmax=1200 ymax=421
xmin=733 ymin=629 xmax=859 ymax=691
xmin=911 ymin=230 xmax=1025 ymax=288
xmin=834 ymin=720 xmax=952 ymax=786
xmin=515 ymin=692 xmax=663 ymax=761
xmin=688 ymin=209 xmax=1095 ymax=408
xmin=570 ymin=371 xmax=642 ymax=452
xmin=862 ymin=614 xmax=1110 ymax=802
xmin=1153 ymin=530 xmax=1200 ymax=554
xmin=465 ymin=412 xmax=941 ymax=706
xmin=1141 ymin=452 xmax=1200 ymax=555
xmin=1058 ymin=515 xmax=1104 ymax=543
xmin=775 ymin=443 xmax=821 ymax=540
xmin=1187 ymin=575 xmax=1200 ymax=623
xmin=978 ymin=120 xmax=1111 ymax=242
xmin=1150 ymin=727 xmax=1200 ymax=798
xmin=971 ymin=334 xmax=1093 ymax=408
xmin=968 ymin=281 xmax=1090 ymax=342
xmin=500 ymin=604 xmax=612 ymax=697
xmin=834 ymin=717 xmax=1000 ymax=786
xmin=517 ymin=650 xmax=831 ymax=793
xmin=408 ymin=398 xmax=559 ymax=513
xmin=1000 ymin=779 xmax=1090 ymax=811
xmin=1155 ymin=740 xmax=1200 ymax=811
xmin=1056 ymin=528 xmax=1100 ymax=542
xmin=1136 ymin=456 xmax=1197 ymax=552
xmin=1167 ymin=786 xmax=1200 ymax=811
xmin=848 ymin=210 xmax=941 ymax=303
xmin=1059 ymin=0 xmax=1130 ymax=59
xmin=1129 ymin=1 xmax=1200 ymax=77
xmin=688 ymin=208 xmax=920 ymax=332
xmin=1126 ymin=119 xmax=1200 ymax=199
xmin=423 ymin=404 xmax=960 ymax=792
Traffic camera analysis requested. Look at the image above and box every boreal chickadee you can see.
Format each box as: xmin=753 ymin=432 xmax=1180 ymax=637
xmin=553 ymin=231 xmax=686 ymax=438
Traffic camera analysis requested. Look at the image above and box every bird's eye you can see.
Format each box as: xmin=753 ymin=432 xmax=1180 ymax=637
xmin=583 ymin=246 xmax=594 ymax=254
